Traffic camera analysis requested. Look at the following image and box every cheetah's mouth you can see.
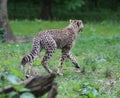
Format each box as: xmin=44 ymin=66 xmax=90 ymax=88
xmin=79 ymin=28 xmax=83 ymax=32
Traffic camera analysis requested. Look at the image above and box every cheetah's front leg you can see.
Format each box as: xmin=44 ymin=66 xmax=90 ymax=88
xmin=67 ymin=52 xmax=80 ymax=68
xmin=67 ymin=52 xmax=81 ymax=73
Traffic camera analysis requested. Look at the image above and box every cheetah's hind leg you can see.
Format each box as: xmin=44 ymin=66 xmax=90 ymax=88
xmin=25 ymin=62 xmax=32 ymax=78
xmin=57 ymin=48 xmax=70 ymax=76
xmin=41 ymin=49 xmax=56 ymax=74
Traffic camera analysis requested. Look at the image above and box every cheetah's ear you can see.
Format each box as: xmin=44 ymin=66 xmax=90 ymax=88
xmin=70 ymin=19 xmax=72 ymax=23
xmin=77 ymin=21 xmax=81 ymax=27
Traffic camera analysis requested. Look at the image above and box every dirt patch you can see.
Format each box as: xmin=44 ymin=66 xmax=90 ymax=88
xmin=16 ymin=36 xmax=33 ymax=43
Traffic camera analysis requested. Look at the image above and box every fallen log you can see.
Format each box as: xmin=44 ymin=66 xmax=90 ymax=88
xmin=0 ymin=73 xmax=57 ymax=98
xmin=48 ymin=83 xmax=58 ymax=98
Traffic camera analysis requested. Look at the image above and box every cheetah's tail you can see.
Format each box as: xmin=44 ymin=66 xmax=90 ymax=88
xmin=20 ymin=55 xmax=29 ymax=68
xmin=20 ymin=49 xmax=40 ymax=68
xmin=20 ymin=37 xmax=41 ymax=68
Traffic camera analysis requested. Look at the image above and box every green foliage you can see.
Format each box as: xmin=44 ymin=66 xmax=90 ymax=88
xmin=53 ymin=0 xmax=84 ymax=11
xmin=4 ymin=72 xmax=20 ymax=84
xmin=20 ymin=92 xmax=35 ymax=98
xmin=0 ymin=69 xmax=31 ymax=98
xmin=8 ymin=0 xmax=120 ymax=21
xmin=0 ymin=20 xmax=120 ymax=98
xmin=73 ymin=82 xmax=99 ymax=98
xmin=8 ymin=0 xmax=85 ymax=20
xmin=10 ymin=68 xmax=24 ymax=79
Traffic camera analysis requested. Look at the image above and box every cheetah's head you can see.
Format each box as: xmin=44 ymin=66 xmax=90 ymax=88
xmin=70 ymin=19 xmax=84 ymax=33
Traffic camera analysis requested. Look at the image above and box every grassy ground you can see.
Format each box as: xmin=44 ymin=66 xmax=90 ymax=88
xmin=0 ymin=20 xmax=120 ymax=98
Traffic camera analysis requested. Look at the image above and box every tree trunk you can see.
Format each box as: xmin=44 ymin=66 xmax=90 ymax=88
xmin=41 ymin=0 xmax=53 ymax=20
xmin=0 ymin=0 xmax=15 ymax=42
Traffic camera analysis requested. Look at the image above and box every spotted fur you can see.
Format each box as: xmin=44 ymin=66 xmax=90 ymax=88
xmin=21 ymin=19 xmax=84 ymax=77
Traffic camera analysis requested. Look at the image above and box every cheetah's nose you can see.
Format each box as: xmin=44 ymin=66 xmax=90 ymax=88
xmin=80 ymin=28 xmax=83 ymax=32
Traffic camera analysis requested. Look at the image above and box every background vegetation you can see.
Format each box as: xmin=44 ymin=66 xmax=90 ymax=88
xmin=0 ymin=0 xmax=120 ymax=98
xmin=8 ymin=0 xmax=120 ymax=21
xmin=0 ymin=20 xmax=120 ymax=98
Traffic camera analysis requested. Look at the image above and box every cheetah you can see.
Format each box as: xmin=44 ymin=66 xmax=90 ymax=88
xmin=21 ymin=19 xmax=84 ymax=77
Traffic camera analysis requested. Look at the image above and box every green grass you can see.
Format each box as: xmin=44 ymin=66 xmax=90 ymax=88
xmin=0 ymin=20 xmax=120 ymax=98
